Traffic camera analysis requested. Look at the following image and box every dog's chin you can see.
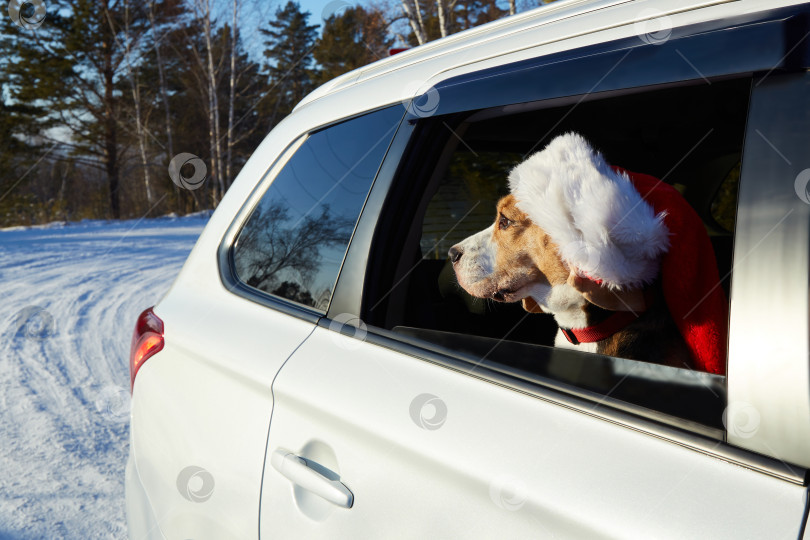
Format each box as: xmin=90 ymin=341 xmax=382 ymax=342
xmin=455 ymin=275 xmax=514 ymax=302
xmin=454 ymin=274 xmax=488 ymax=299
xmin=458 ymin=277 xmax=550 ymax=306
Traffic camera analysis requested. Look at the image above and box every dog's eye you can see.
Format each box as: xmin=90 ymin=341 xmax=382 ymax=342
xmin=498 ymin=215 xmax=513 ymax=231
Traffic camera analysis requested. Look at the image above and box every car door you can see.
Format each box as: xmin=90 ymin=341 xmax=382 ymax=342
xmin=261 ymin=331 xmax=806 ymax=539
xmin=259 ymin=8 xmax=810 ymax=539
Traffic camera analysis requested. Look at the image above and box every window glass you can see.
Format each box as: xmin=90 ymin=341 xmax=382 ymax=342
xmin=367 ymin=79 xmax=750 ymax=430
xmin=233 ymin=106 xmax=403 ymax=311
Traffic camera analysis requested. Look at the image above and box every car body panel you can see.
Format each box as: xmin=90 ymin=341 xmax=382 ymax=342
xmin=128 ymin=286 xmax=315 ymax=538
xmin=126 ymin=453 xmax=166 ymax=540
xmin=260 ymin=327 xmax=807 ymax=538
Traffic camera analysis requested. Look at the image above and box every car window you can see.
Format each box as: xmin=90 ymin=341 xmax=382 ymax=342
xmin=364 ymin=78 xmax=751 ymax=432
xmin=232 ymin=106 xmax=403 ymax=311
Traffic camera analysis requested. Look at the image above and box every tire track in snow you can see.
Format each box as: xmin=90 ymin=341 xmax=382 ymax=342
xmin=0 ymin=215 xmax=207 ymax=539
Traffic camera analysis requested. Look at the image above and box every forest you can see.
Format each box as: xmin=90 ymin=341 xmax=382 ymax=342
xmin=0 ymin=0 xmax=555 ymax=227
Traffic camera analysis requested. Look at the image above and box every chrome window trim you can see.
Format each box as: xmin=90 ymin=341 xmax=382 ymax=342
xmin=727 ymin=70 xmax=810 ymax=469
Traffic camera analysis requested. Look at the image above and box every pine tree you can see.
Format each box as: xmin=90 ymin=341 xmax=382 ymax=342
xmin=0 ymin=100 xmax=48 ymax=225
xmin=314 ymin=6 xmax=393 ymax=85
xmin=456 ymin=0 xmax=508 ymax=31
xmin=0 ymin=0 xmax=151 ymax=219
xmin=259 ymin=1 xmax=319 ymax=127
xmin=0 ymin=3 xmax=65 ymax=223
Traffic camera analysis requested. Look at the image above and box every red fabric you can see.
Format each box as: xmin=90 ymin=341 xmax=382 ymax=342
xmin=615 ymin=168 xmax=728 ymax=375
xmin=563 ymin=311 xmax=641 ymax=345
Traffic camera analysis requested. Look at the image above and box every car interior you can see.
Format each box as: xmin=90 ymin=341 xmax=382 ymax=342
xmin=363 ymin=77 xmax=751 ymax=432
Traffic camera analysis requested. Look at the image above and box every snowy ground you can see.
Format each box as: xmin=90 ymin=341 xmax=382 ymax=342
xmin=0 ymin=214 xmax=209 ymax=539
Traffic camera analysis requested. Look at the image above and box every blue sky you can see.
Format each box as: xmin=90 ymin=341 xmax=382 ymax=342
xmin=235 ymin=0 xmax=397 ymax=61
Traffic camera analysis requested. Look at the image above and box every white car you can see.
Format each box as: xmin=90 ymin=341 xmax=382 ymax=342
xmin=126 ymin=0 xmax=810 ymax=538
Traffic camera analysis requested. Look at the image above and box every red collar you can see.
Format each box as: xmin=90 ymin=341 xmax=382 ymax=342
xmin=560 ymin=310 xmax=641 ymax=345
xmin=560 ymin=287 xmax=655 ymax=345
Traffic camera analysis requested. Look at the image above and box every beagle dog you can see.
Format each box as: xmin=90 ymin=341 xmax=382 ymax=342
xmin=449 ymin=194 xmax=691 ymax=368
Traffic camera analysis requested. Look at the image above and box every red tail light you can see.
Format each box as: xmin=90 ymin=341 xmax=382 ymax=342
xmin=130 ymin=307 xmax=164 ymax=392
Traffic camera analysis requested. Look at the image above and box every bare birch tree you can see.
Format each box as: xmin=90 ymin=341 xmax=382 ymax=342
xmin=190 ymin=0 xmax=225 ymax=204
xmin=400 ymin=0 xmax=428 ymax=44
xmin=226 ymin=0 xmax=238 ymax=188
xmin=147 ymin=0 xmax=174 ymax=162
xmin=436 ymin=0 xmax=448 ymax=38
xmin=117 ymin=0 xmax=154 ymax=205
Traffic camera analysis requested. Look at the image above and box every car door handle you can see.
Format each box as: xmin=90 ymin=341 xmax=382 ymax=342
xmin=270 ymin=448 xmax=354 ymax=509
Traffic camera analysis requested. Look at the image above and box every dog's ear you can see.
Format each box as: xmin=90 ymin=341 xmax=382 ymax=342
xmin=567 ymin=271 xmax=647 ymax=312
xmin=521 ymin=296 xmax=545 ymax=313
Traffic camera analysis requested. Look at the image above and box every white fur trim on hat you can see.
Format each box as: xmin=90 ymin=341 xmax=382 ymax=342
xmin=509 ymin=133 xmax=669 ymax=289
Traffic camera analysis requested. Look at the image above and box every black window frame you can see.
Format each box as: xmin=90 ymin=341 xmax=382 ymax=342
xmin=325 ymin=3 xmax=810 ymax=458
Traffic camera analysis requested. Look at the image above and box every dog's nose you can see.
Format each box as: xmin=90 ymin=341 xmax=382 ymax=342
xmin=448 ymin=246 xmax=463 ymax=263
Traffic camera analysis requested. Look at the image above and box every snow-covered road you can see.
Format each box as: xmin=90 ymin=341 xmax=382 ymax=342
xmin=0 ymin=215 xmax=208 ymax=539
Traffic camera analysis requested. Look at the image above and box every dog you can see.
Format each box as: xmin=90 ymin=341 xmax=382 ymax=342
xmin=449 ymin=193 xmax=692 ymax=368
xmin=445 ymin=132 xmax=725 ymax=371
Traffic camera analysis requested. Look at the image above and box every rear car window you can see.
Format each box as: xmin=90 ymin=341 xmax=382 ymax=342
xmin=232 ymin=106 xmax=403 ymax=311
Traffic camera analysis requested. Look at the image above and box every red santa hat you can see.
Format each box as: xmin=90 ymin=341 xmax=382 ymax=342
xmin=509 ymin=133 xmax=727 ymax=375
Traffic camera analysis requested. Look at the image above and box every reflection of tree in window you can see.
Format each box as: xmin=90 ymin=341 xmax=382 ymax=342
xmin=234 ymin=200 xmax=353 ymax=308
xmin=270 ymin=281 xmax=314 ymax=306
xmin=232 ymin=105 xmax=404 ymax=310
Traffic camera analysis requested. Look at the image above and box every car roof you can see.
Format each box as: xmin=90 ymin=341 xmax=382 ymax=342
xmin=296 ymin=0 xmax=807 ymax=112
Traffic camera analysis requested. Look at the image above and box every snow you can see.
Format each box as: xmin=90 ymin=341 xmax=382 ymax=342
xmin=0 ymin=213 xmax=209 ymax=539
